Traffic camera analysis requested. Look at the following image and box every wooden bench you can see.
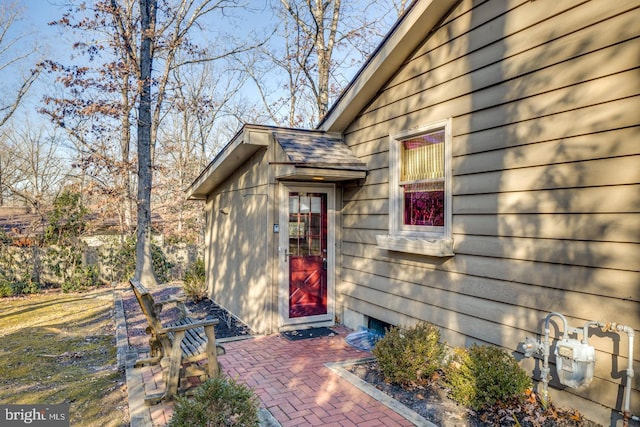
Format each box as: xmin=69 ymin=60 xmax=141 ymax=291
xmin=129 ymin=279 xmax=225 ymax=405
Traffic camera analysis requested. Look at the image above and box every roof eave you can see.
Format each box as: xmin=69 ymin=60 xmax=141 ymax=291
xmin=317 ymin=0 xmax=458 ymax=133
xmin=185 ymin=125 xmax=271 ymax=200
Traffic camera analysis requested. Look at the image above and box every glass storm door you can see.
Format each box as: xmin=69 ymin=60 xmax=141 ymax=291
xmin=279 ymin=185 xmax=334 ymax=326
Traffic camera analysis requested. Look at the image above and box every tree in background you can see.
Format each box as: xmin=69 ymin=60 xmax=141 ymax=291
xmin=0 ymin=123 xmax=67 ymax=216
xmin=155 ymin=60 xmax=246 ymax=242
xmin=0 ymin=2 xmax=42 ymax=130
xmin=44 ymin=0 xmax=254 ymax=285
xmin=239 ymin=0 xmax=408 ymax=127
xmin=0 ymin=2 xmax=43 ymax=207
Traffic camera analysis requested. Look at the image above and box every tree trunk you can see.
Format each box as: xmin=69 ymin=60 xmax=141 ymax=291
xmin=135 ymin=0 xmax=158 ymax=285
xmin=121 ymin=76 xmax=133 ymax=236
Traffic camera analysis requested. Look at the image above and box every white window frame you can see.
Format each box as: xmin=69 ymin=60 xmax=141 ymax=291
xmin=376 ymin=118 xmax=454 ymax=257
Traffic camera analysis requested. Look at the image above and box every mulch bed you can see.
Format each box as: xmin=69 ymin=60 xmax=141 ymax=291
xmin=120 ymin=284 xmax=602 ymax=427
xmin=346 ymin=360 xmax=602 ymax=427
xmin=120 ymin=285 xmax=252 ymax=351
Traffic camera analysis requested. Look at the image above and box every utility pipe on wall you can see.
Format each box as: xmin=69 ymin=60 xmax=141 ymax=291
xmin=523 ymin=315 xmax=637 ymax=426
xmin=540 ymin=312 xmax=570 ymax=404
xmin=604 ymin=323 xmax=636 ymax=426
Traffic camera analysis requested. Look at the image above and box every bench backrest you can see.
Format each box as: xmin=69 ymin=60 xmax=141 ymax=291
xmin=130 ymin=279 xmax=163 ymax=332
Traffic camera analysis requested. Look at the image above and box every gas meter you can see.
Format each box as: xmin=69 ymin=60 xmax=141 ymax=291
xmin=554 ymin=339 xmax=595 ymax=388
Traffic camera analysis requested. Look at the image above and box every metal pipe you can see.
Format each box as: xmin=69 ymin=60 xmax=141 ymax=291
xmin=582 ymin=320 xmax=601 ymax=344
xmin=540 ymin=312 xmax=569 ymax=405
xmin=615 ymin=324 xmax=635 ymax=427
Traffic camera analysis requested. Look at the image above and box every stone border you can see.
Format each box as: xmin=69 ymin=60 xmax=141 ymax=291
xmin=326 ymin=358 xmax=439 ymax=427
xmin=113 ymin=288 xmax=279 ymax=427
xmin=113 ymin=288 xmax=154 ymax=427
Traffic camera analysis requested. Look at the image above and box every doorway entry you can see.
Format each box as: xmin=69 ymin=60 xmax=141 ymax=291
xmin=279 ymin=184 xmax=335 ymax=327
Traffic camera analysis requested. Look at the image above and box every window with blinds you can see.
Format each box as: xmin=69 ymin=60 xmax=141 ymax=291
xmin=399 ymin=130 xmax=445 ymax=227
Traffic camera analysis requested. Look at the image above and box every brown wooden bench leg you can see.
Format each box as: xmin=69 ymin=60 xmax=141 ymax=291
xmin=204 ymin=325 xmax=219 ymax=378
xmin=165 ymin=330 xmax=185 ymax=400
xmin=143 ymin=330 xmax=185 ymax=406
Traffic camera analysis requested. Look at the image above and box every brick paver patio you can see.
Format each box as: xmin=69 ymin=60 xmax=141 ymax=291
xmin=116 ymin=286 xmax=419 ymax=426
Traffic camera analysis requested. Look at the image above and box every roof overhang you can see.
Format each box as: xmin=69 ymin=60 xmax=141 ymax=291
xmin=272 ymin=129 xmax=367 ymax=182
xmin=274 ymin=165 xmax=366 ymax=182
xmin=317 ymin=0 xmax=458 ymax=133
xmin=185 ymin=125 xmax=270 ymax=200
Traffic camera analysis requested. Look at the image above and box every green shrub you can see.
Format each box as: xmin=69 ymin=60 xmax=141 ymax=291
xmin=182 ymin=258 xmax=206 ymax=302
xmin=61 ymin=265 xmax=100 ymax=293
xmin=445 ymin=344 xmax=532 ymax=410
xmin=372 ymin=322 xmax=446 ymax=387
xmin=0 ymin=276 xmax=37 ymax=297
xmin=169 ymin=375 xmax=260 ymax=427
xmin=104 ymin=236 xmax=173 ymax=284
xmin=151 ymin=243 xmax=173 ymax=284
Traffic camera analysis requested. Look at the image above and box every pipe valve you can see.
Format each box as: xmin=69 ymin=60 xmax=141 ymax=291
xmin=522 ymin=336 xmax=542 ymax=358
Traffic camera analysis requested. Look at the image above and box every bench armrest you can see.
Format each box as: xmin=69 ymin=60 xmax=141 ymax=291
xmin=159 ymin=318 xmax=220 ymax=334
xmin=153 ymin=296 xmax=187 ymax=319
xmin=156 ymin=295 xmax=186 ymax=305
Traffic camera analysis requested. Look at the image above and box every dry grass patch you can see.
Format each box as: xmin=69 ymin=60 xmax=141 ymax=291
xmin=0 ymin=288 xmax=129 ymax=426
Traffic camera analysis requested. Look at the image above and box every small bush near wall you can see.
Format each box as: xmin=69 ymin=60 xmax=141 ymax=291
xmin=0 ymin=242 xmax=41 ymax=296
xmin=169 ymin=375 xmax=259 ymax=427
xmin=182 ymin=258 xmax=206 ymax=301
xmin=372 ymin=322 xmax=446 ymax=387
xmin=445 ymin=344 xmax=532 ymax=410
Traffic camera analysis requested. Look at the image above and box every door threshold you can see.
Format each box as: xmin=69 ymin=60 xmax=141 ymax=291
xmin=278 ymin=320 xmax=335 ymax=332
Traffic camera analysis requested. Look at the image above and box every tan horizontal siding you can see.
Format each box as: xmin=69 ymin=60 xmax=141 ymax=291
xmin=337 ymin=1 xmax=640 ymax=418
xmin=453 ymin=127 xmax=640 ymax=175
xmin=342 ymin=214 xmax=386 ymax=231
xmin=341 ymin=258 xmax=640 ymax=331
xmin=381 ymin=1 xmax=638 ymax=105
xmin=453 ymin=97 xmax=640 ymax=157
xmin=343 ymin=212 xmax=640 ymax=244
xmin=453 ymin=185 xmax=640 ymax=214
xmin=341 ymin=244 xmax=639 ymax=303
xmin=454 ymin=156 xmax=640 ymax=195
xmin=348 ymin=3 xmax=639 ymax=137
xmin=347 ymin=69 xmax=638 ymax=145
xmin=454 ymin=235 xmax=638 ymax=271
xmin=452 ymin=213 xmax=640 ymax=243
xmin=342 ymin=198 xmax=387 ymax=216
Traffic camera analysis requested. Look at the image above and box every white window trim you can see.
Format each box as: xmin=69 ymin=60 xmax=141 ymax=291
xmin=376 ymin=118 xmax=454 ymax=257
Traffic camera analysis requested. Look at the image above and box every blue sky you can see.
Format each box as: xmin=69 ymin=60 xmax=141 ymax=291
xmin=4 ymin=0 xmax=396 ymax=129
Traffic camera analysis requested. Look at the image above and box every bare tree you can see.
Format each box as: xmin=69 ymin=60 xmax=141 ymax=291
xmin=239 ymin=0 xmax=402 ymax=127
xmin=45 ymin=0 xmax=255 ymax=284
xmin=0 ymin=122 xmax=67 ymax=214
xmin=154 ymin=60 xmax=244 ymax=241
xmin=0 ymin=2 xmax=42 ymax=129
xmin=0 ymin=2 xmax=43 ymax=206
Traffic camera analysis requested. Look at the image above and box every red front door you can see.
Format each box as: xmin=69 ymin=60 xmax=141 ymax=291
xmin=287 ymin=192 xmax=327 ymax=318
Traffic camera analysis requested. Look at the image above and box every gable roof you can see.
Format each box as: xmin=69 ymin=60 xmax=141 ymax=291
xmin=186 ymin=124 xmax=272 ymax=200
xmin=185 ymin=126 xmax=368 ymax=200
xmin=186 ymin=0 xmax=458 ymax=199
xmin=317 ymin=0 xmax=458 ymax=132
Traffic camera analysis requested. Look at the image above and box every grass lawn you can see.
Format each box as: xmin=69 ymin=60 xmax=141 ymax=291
xmin=0 ymin=288 xmax=129 ymax=426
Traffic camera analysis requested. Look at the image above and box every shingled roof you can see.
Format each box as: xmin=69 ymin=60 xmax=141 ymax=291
xmin=274 ymin=131 xmax=367 ymax=170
